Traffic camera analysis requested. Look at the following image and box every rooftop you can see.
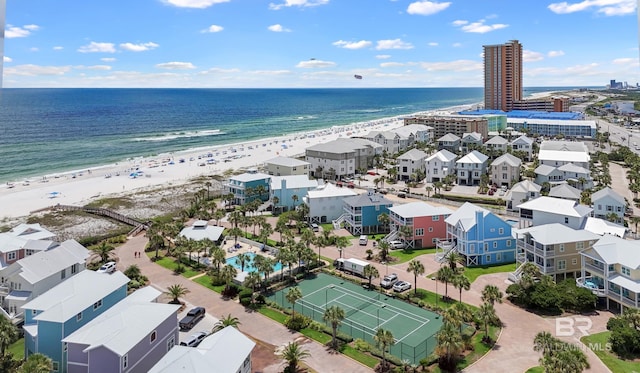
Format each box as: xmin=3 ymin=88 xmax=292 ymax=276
xmin=426 ymin=149 xmax=457 ymax=162
xmin=270 ymin=175 xmax=319 ymax=190
xmin=513 ymin=223 xmax=599 ymax=245
xmin=517 ymin=196 xmax=592 ymax=218
xmin=265 ymin=156 xmax=310 ymax=168
xmin=388 ymin=201 xmax=454 ymax=218
xmin=397 ymin=148 xmax=428 ymax=161
xmin=491 ymin=153 xmax=521 ymax=167
xmin=306 ymin=182 xmax=357 ymax=199
xmin=456 ymin=150 xmax=489 ymax=165
xmin=591 ymin=187 xmax=626 ymax=205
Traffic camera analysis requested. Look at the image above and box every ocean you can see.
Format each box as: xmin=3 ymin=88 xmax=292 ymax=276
xmin=0 ymin=87 xmax=588 ymax=184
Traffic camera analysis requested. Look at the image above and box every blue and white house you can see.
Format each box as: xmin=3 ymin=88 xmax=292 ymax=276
xmin=224 ymin=169 xmax=271 ymax=205
xmin=341 ymin=190 xmax=393 ymax=235
xmin=22 ymin=270 xmax=129 ymax=373
xmin=436 ymin=202 xmax=515 ymax=266
xmin=270 ymin=175 xmax=319 ymax=212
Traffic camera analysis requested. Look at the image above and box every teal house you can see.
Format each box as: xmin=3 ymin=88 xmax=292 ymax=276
xmin=224 ymin=169 xmax=271 ymax=206
xmin=341 ymin=190 xmax=393 ymax=235
xmin=22 ymin=271 xmax=129 ymax=373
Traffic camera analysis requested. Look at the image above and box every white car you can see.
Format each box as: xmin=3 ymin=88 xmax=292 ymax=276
xmin=388 ymin=240 xmax=406 ymax=250
xmin=380 ymin=273 xmax=398 ymax=289
xmin=97 ymin=261 xmax=116 ymax=274
xmin=180 ymin=331 xmax=208 ymax=347
xmin=393 ymin=281 xmax=411 ymax=292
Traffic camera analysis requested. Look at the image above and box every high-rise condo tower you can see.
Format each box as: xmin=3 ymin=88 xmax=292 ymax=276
xmin=483 ymin=40 xmax=522 ymax=111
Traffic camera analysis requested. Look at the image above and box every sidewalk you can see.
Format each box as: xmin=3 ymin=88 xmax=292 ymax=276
xmin=115 ymin=235 xmax=373 ymax=373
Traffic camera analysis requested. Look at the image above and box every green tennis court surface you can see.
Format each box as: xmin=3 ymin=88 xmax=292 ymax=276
xmin=268 ymin=273 xmax=443 ymax=364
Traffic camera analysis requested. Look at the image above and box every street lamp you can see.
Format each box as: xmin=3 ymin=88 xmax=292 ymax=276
xmin=325 ymin=285 xmax=335 ymax=309
xmin=377 ymin=305 xmax=386 ymax=327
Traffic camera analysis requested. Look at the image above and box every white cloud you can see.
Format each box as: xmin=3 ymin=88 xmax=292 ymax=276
xmin=268 ymin=24 xmax=291 ymax=32
xmin=101 ymin=58 xmax=117 ymax=62
xmin=269 ymin=0 xmax=329 ymax=11
xmin=199 ymin=67 xmax=242 ymax=75
xmin=548 ymin=0 xmax=636 ymax=16
xmin=380 ymin=62 xmax=405 ymax=68
xmin=162 ymin=0 xmax=230 ymax=9
xmin=78 ymin=42 xmax=116 ymax=53
xmin=202 ymin=25 xmax=224 ymax=33
xmin=451 ymin=20 xmax=468 ymax=26
xmin=454 ymin=19 xmax=508 ymax=33
xmin=376 ymin=55 xmax=392 ymax=59
xmin=452 ymin=42 xmax=462 ymax=47
xmin=333 ymin=40 xmax=372 ymax=49
xmin=248 ymin=70 xmax=292 ymax=75
xmin=612 ymin=57 xmax=636 ymax=64
xmin=156 ymin=62 xmax=197 ymax=70
xmin=5 ymin=64 xmax=71 ymax=76
xmin=119 ymin=42 xmax=159 ymax=52
xmin=75 ymin=65 xmax=112 ymax=71
xmin=5 ymin=24 xmax=40 ymax=38
xmin=428 ymin=42 xmax=439 ymax=46
xmin=296 ymin=59 xmax=336 ymax=68
xmin=419 ymin=59 xmax=482 ymax=72
xmin=53 ymin=46 xmax=64 ymax=51
xmin=3 ymin=56 xmax=12 ymax=63
xmin=406 ymin=1 xmax=451 ymax=15
xmin=524 ymin=50 xmax=544 ymax=62
xmin=30 ymin=47 xmax=39 ymax=52
xmin=376 ymin=39 xmax=414 ymax=50
xmin=548 ymin=50 xmax=565 ymax=57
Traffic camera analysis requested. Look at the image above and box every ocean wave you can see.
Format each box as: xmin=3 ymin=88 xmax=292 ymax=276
xmin=132 ymin=129 xmax=224 ymax=142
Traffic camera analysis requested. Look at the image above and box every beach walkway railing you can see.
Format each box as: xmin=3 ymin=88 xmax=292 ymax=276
xmin=52 ymin=205 xmax=150 ymax=235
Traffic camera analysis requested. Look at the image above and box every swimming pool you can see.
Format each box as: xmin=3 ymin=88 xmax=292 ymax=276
xmin=225 ymin=252 xmax=283 ymax=273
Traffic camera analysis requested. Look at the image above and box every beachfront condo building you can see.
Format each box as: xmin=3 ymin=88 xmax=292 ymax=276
xmin=265 ymin=156 xmax=311 ymax=177
xmin=512 ymin=97 xmax=570 ymax=112
xmin=483 ymin=40 xmax=523 ymax=111
xmin=404 ymin=116 xmax=489 ymax=140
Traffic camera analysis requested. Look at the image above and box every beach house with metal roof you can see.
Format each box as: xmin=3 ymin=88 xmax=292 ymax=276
xmin=538 ymin=140 xmax=590 ymax=169
xmin=304 ymin=182 xmax=357 ymax=224
xmin=179 ymin=220 xmax=225 ymax=244
xmin=436 ymin=133 xmax=461 ymax=153
xmin=22 ymin=270 xmax=129 ymax=373
xmin=270 ymin=175 xmax=319 ymax=212
xmin=548 ymin=183 xmax=582 ymax=201
xmin=0 ymin=223 xmax=57 ymax=269
xmin=460 ymin=132 xmax=483 ymax=152
xmin=63 ymin=286 xmax=180 ymax=373
xmin=396 ymin=148 xmax=428 ymax=181
xmin=425 ymin=149 xmax=457 ymax=183
xmin=577 ymin=235 xmax=640 ymax=311
xmin=455 ymin=150 xmax=489 ymax=186
xmin=484 ymin=135 xmax=509 ymax=153
xmin=387 ymin=202 xmax=453 ymax=249
xmin=504 ymin=180 xmax=541 ymax=211
xmin=224 ymin=170 xmax=271 ymax=206
xmin=437 ymin=202 xmax=514 ymax=266
xmin=517 ymin=196 xmax=592 ymax=230
xmin=265 ymin=156 xmax=311 ymax=176
xmin=511 ymin=224 xmax=600 ymax=282
xmin=0 ymin=239 xmax=89 ymax=323
xmin=591 ymin=187 xmax=626 ymax=224
xmin=510 ymin=135 xmax=534 ymax=161
xmin=393 ymin=124 xmax=434 ymax=143
xmin=341 ymin=190 xmax=393 ymax=235
xmin=149 ymin=326 xmax=255 ymax=373
xmin=490 ymin=153 xmax=521 ymax=187
xmin=361 ymin=130 xmax=407 ymax=154
xmin=305 ymin=138 xmax=382 ymax=180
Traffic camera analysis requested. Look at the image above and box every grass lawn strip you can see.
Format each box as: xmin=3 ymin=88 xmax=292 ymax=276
xmin=581 ymin=331 xmax=640 ymax=373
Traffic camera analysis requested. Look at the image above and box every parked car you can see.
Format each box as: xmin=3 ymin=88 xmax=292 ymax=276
xmin=180 ymin=331 xmax=208 ymax=347
xmin=380 ymin=273 xmax=398 ymax=289
xmin=309 ymin=223 xmax=320 ymax=232
xmin=397 ymin=192 xmax=406 ymax=198
xmin=96 ymin=261 xmax=116 ymax=274
xmin=388 ymin=240 xmax=406 ymax=250
xmin=393 ymin=281 xmax=411 ymax=292
xmin=179 ymin=307 xmax=206 ymax=331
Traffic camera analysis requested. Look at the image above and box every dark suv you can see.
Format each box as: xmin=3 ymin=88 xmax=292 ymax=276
xmin=179 ymin=307 xmax=206 ymax=331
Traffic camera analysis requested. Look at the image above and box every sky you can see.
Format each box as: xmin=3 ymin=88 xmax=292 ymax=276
xmin=2 ymin=0 xmax=639 ymax=88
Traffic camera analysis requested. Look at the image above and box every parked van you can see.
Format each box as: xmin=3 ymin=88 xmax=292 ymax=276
xmin=358 ymin=235 xmax=368 ymax=246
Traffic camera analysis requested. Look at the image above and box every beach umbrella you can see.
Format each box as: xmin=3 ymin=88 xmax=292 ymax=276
xmin=48 ymin=192 xmax=60 ymax=198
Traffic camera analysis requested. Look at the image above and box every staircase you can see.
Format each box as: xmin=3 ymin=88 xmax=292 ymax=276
xmin=435 ymin=239 xmax=457 ymax=263
xmin=332 ymin=214 xmax=347 ymax=230
xmin=382 ymin=230 xmax=398 ymax=243
xmin=257 ymin=200 xmax=271 ymax=213
xmin=508 ymin=254 xmax=527 ymax=283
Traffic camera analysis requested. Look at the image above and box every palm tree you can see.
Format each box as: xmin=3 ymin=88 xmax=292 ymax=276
xmin=323 ymin=306 xmax=345 ymax=349
xmin=279 ymin=341 xmax=310 ymax=373
xmin=235 ymin=252 xmax=252 ymax=272
xmin=623 ymin=307 xmax=640 ymax=329
xmin=519 ymin=262 xmax=541 ymax=289
xmin=374 ymin=328 xmax=395 ymax=371
xmin=220 ymin=264 xmax=238 ymax=292
xmin=286 ymin=287 xmax=303 ymax=316
xmin=209 ymin=246 xmax=226 ymax=276
xmin=476 ymin=302 xmax=498 ymax=342
xmin=407 ymin=259 xmax=425 ymax=295
xmin=20 ymin=353 xmax=53 ymax=373
xmin=212 ymin=313 xmax=241 ymax=333
xmin=378 ymin=240 xmax=391 ymax=262
xmin=631 ymin=215 xmax=640 ymax=235
xmin=335 ymin=236 xmax=349 ymax=259
xmin=425 ymin=185 xmax=433 ymax=197
xmin=164 ymin=284 xmax=189 ymax=304
xmin=244 ymin=271 xmax=262 ymax=297
xmin=0 ymin=316 xmax=18 ymax=357
xmin=435 ymin=321 xmax=464 ymax=370
xmin=533 ymin=331 xmax=558 ymax=358
xmin=363 ymin=265 xmax=379 ymax=289
xmin=444 ymin=251 xmax=463 ymax=272
xmin=377 ymin=213 xmax=391 ymax=232
xmin=481 ymin=284 xmax=503 ymax=306
xmin=436 ymin=266 xmax=454 ymax=299
xmin=291 ymin=194 xmax=299 ymax=209
xmin=91 ymin=241 xmax=115 ymax=263
xmin=451 ymin=273 xmax=471 ymax=303
xmin=253 ymin=254 xmax=273 ymax=284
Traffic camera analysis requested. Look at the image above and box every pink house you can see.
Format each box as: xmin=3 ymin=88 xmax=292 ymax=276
xmin=387 ymin=202 xmax=453 ymax=249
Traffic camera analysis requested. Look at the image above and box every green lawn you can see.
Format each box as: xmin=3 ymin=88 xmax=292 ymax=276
xmin=152 ymin=256 xmax=204 ymax=278
xmin=429 ymin=325 xmax=500 ymax=372
xmin=427 ymin=263 xmax=517 ymax=283
xmin=8 ymin=338 xmax=24 ymax=360
xmin=389 ymin=247 xmax=436 ymax=263
xmin=412 ymin=287 xmax=478 ymax=311
xmin=192 ymin=275 xmax=225 ymax=293
xmin=341 ymin=345 xmax=379 ymax=368
xmin=581 ymin=331 xmax=640 ymax=373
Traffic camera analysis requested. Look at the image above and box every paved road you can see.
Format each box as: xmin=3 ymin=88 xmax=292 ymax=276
xmin=115 ymin=235 xmax=373 ymax=373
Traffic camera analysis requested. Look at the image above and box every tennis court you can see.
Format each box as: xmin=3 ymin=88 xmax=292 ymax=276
xmin=268 ymin=273 xmax=443 ymax=364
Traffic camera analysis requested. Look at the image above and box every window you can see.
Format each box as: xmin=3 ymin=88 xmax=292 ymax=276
xmin=493 ymin=241 xmax=498 ymax=248
xmin=167 ymin=335 xmax=176 ymax=351
xmin=486 ymin=255 xmax=491 ymax=263
xmin=496 ymin=253 xmax=502 ymax=261
xmin=507 ymin=239 xmax=512 ymax=247
xmin=150 ymin=330 xmax=157 ymax=343
xmin=559 ymin=244 xmax=565 ymax=253
xmin=123 ymin=355 xmax=128 ymax=369
xmin=7 ymin=252 xmax=16 ymax=261
xmin=63 ymin=343 xmax=67 ymax=352
xmin=93 ymin=299 xmax=103 ymax=310
xmin=60 ymin=270 xmax=66 ymax=280
xmin=76 ymin=312 xmax=82 ymax=321
xmin=608 ymin=264 xmax=615 ymax=272
xmin=572 ymin=258 xmax=577 ymax=265
xmin=432 ymin=215 xmax=439 ymax=221
xmin=564 ymin=217 xmax=569 ymax=224
xmin=415 ymin=228 xmax=424 ymax=236
xmin=622 ymin=266 xmax=631 ymax=276
xmin=558 ymin=260 xmax=566 ymax=270
xmin=71 ymin=264 xmax=78 ymax=274
xmin=484 ymin=243 xmax=488 ymax=252
xmin=498 ymin=228 xmax=504 ymax=235
xmin=432 ymin=238 xmax=437 ymax=244
xmin=53 ymin=362 xmax=59 ymax=372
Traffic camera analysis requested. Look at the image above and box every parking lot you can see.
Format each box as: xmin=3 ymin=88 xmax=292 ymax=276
xmin=177 ymin=303 xmax=220 ymax=344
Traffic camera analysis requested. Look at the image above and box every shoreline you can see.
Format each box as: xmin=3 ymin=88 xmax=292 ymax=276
xmin=1 ymin=92 xmax=563 ymax=221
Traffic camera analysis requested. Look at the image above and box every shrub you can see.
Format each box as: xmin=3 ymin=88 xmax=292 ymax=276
xmin=352 ymin=338 xmax=370 ymax=352
xmin=222 ymin=284 xmax=240 ymax=298
xmin=285 ymin=314 xmax=311 ymax=331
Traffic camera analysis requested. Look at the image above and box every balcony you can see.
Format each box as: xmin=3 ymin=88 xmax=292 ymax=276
xmin=620 ymin=296 xmax=638 ymax=308
xmin=576 ymin=276 xmax=607 ymax=297
xmin=584 ymin=262 xmax=605 ymax=275
xmin=0 ymin=285 xmax=9 ymax=297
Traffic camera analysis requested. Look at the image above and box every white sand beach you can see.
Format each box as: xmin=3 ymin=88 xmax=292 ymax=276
xmin=0 ymin=115 xmax=412 ymax=220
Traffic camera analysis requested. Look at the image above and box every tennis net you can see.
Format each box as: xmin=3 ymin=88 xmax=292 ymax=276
xmin=343 ymin=290 xmax=380 ymax=317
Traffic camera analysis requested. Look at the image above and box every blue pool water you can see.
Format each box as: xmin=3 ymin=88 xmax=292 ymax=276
xmin=506 ymin=219 xmax=518 ymax=227
xmin=226 ymin=252 xmax=283 ymax=273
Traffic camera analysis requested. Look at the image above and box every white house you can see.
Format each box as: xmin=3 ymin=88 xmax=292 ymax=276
xmin=504 ymin=180 xmax=541 ymax=211
xmin=304 ymin=183 xmax=357 ymax=224
xmin=270 ymin=175 xmax=320 ymax=212
xmin=538 ymin=141 xmax=590 ymax=169
xmin=396 ymin=148 xmax=428 ymax=181
xmin=490 ymin=153 xmax=521 ymax=187
xmin=460 ymin=132 xmax=483 ymax=152
xmin=455 ymin=150 xmax=489 ymax=186
xmin=517 ymin=196 xmax=592 ymax=230
xmin=264 ymin=156 xmax=311 ymax=176
xmin=362 ymin=131 xmax=406 ymax=154
xmin=484 ymin=135 xmax=509 ymax=153
xmin=425 ymin=150 xmax=457 ymax=183
xmin=179 ymin=220 xmax=225 ymax=243
xmin=148 ymin=326 xmax=255 ymax=373
xmin=437 ymin=134 xmax=461 ymax=153
xmin=591 ymin=187 xmax=626 ymax=224
xmin=393 ymin=124 xmax=434 ymax=143
xmin=510 ymin=135 xmax=534 ymax=161
xmin=306 ymin=138 xmax=382 ymax=180
xmin=0 ymin=223 xmax=57 ymax=270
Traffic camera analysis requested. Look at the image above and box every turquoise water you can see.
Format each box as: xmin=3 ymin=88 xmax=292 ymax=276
xmin=226 ymin=252 xmax=283 ymax=273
